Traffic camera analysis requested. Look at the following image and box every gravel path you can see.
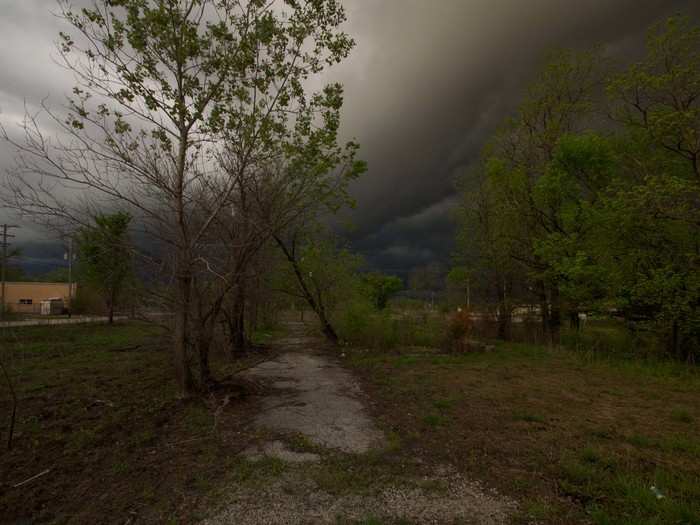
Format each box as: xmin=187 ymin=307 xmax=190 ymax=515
xmin=243 ymin=350 xmax=385 ymax=454
xmin=205 ymin=320 xmax=517 ymax=524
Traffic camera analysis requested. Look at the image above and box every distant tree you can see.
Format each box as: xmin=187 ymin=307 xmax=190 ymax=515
xmin=3 ymin=266 xmax=26 ymax=282
xmin=39 ymin=268 xmax=69 ymax=283
xmin=77 ymin=212 xmax=133 ymax=324
xmin=363 ymin=272 xmax=403 ymax=310
xmin=446 ymin=266 xmax=471 ymax=308
xmin=273 ymin=232 xmax=364 ymax=344
xmin=409 ymin=262 xmax=444 ymax=293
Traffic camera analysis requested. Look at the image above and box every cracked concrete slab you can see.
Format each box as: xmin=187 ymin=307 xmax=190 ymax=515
xmin=205 ymin=321 xmax=517 ymax=524
xmin=242 ymin=349 xmax=384 ymax=453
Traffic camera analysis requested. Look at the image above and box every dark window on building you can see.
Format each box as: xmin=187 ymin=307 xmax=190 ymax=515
xmin=19 ymin=299 xmax=33 ymax=305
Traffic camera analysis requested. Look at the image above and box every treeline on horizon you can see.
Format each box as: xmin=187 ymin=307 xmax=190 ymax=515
xmin=453 ymin=16 xmax=700 ymax=361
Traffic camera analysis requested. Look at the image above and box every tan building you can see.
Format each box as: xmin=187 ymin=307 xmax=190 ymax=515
xmin=1 ymin=282 xmax=77 ymax=314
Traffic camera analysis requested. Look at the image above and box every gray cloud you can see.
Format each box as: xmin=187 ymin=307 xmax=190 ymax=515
xmin=2 ymin=0 xmax=700 ymax=273
xmin=327 ymin=0 xmax=700 ymax=272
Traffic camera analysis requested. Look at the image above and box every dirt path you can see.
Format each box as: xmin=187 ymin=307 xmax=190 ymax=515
xmin=205 ymin=321 xmax=517 ymax=524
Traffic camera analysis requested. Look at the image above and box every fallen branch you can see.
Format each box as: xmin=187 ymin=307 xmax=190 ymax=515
xmin=109 ymin=345 xmax=142 ymax=353
xmin=13 ymin=468 xmax=51 ymax=488
xmin=86 ymin=399 xmax=115 ymax=409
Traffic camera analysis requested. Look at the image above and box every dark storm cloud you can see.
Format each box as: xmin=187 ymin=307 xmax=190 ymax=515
xmin=2 ymin=1 xmax=700 ymax=272
xmin=331 ymin=0 xmax=700 ymax=273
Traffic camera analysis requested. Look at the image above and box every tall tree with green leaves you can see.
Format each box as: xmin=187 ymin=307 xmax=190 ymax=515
xmin=459 ymin=48 xmax=605 ymax=342
xmin=77 ymin=212 xmax=133 ymax=324
xmin=602 ymin=15 xmax=700 ymax=358
xmin=363 ymin=272 xmax=403 ymax=310
xmin=2 ymin=0 xmax=358 ymax=395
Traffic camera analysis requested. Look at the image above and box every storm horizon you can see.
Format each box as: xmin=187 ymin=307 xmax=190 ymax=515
xmin=2 ymin=0 xmax=700 ymax=277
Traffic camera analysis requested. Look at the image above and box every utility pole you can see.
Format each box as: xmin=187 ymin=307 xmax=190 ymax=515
xmin=1 ymin=224 xmax=19 ymax=321
xmin=66 ymin=237 xmax=74 ymax=318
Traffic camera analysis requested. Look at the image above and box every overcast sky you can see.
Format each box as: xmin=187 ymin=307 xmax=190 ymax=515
xmin=2 ymin=0 xmax=700 ymax=275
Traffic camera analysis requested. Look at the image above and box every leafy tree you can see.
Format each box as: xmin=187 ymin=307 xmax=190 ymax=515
xmin=3 ymin=266 xmax=25 ymax=282
xmin=77 ymin=212 xmax=133 ymax=324
xmin=602 ymin=16 xmax=700 ymax=358
xmin=2 ymin=0 xmax=358 ymax=395
xmin=456 ymin=16 xmax=700 ymax=360
xmin=458 ymin=48 xmax=605 ymax=342
xmin=446 ymin=266 xmax=471 ymax=307
xmin=363 ymin=272 xmax=403 ymax=310
xmin=531 ymin=133 xmax=616 ymax=328
xmin=273 ymin=233 xmax=364 ymax=344
xmin=39 ymin=268 xmax=70 ymax=283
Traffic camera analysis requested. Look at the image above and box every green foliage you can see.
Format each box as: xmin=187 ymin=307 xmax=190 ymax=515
xmin=38 ymin=267 xmax=70 ymax=283
xmin=1 ymin=246 xmax=24 ymax=281
xmin=336 ymin=304 xmax=447 ymax=350
xmin=455 ymin=16 xmax=700 ymax=359
xmin=3 ymin=265 xmax=26 ymax=282
xmin=77 ymin=212 xmax=134 ymax=316
xmin=363 ymin=272 xmax=403 ymax=310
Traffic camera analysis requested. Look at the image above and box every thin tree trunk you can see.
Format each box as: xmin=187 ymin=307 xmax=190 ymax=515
xmin=174 ymin=270 xmax=194 ymax=397
xmin=274 ymin=235 xmax=339 ymax=345
xmin=496 ymin=278 xmax=511 ymax=341
xmin=319 ymin=309 xmax=339 ymax=344
xmin=671 ymin=319 xmax=682 ymax=361
xmin=537 ymin=280 xmax=549 ymax=344
xmin=232 ymin=283 xmax=248 ymax=352
xmin=197 ymin=329 xmax=212 ymax=387
xmin=107 ymin=291 xmax=115 ymax=325
xmin=549 ymin=284 xmax=561 ymax=345
xmin=569 ymin=310 xmax=580 ymax=331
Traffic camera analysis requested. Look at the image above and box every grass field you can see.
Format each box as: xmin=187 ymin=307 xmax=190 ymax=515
xmin=346 ymin=340 xmax=700 ymax=524
xmin=1 ymin=318 xmax=698 ymax=524
xmin=0 ymin=322 xmax=268 ymax=523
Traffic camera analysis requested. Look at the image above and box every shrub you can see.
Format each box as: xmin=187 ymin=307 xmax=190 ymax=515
xmin=444 ymin=308 xmax=472 ymax=352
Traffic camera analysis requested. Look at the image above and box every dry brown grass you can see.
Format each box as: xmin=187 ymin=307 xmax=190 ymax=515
xmin=0 ymin=322 xmax=269 ymax=523
xmin=346 ymin=342 xmax=700 ymax=524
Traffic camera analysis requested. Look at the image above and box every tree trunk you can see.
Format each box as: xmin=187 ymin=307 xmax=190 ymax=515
xmin=274 ymin=235 xmax=340 ymax=345
xmin=569 ymin=310 xmax=580 ymax=331
xmin=496 ymin=278 xmax=511 ymax=341
xmin=318 ymin=307 xmax=339 ymax=344
xmin=174 ymin=271 xmax=194 ymax=397
xmin=537 ymin=280 xmax=549 ymax=344
xmin=230 ymin=283 xmax=249 ymax=353
xmin=196 ymin=327 xmax=213 ymax=388
xmin=107 ymin=290 xmax=115 ymax=325
xmin=549 ymin=284 xmax=561 ymax=345
xmin=223 ymin=283 xmax=250 ymax=356
xmin=671 ymin=319 xmax=683 ymax=361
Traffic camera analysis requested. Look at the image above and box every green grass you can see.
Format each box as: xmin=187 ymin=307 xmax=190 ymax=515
xmin=230 ymin=457 xmax=288 ymax=487
xmin=671 ymin=408 xmax=694 ymax=424
xmin=346 ymin=329 xmax=700 ymax=525
xmin=561 ymin=448 xmax=700 ymax=525
xmin=251 ymin=326 xmax=285 ymax=345
xmin=422 ymin=413 xmax=447 ymax=427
